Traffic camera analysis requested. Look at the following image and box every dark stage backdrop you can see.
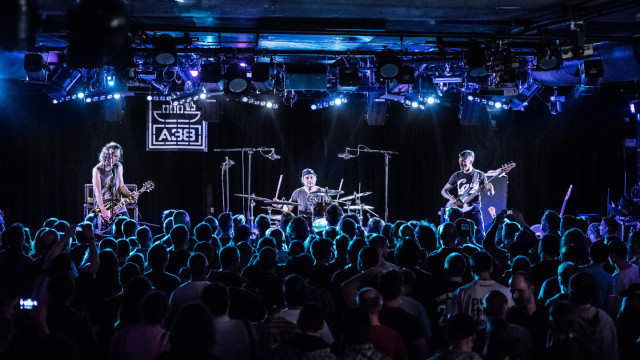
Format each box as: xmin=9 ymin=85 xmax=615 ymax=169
xmin=0 ymin=78 xmax=635 ymax=231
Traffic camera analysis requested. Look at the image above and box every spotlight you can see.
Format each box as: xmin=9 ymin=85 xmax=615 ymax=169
xmin=342 ymin=97 xmax=348 ymax=103
xmin=146 ymin=95 xmax=153 ymax=101
xmin=427 ymin=96 xmax=435 ymax=104
xmin=52 ymin=99 xmax=58 ymax=104
xmin=397 ymin=66 xmax=415 ymax=84
xmin=494 ymin=101 xmax=502 ymax=108
xmin=330 ymin=100 xmax=335 ymax=106
xmin=226 ymin=63 xmax=249 ymax=93
xmin=376 ymin=48 xmax=401 ymax=80
xmin=311 ymin=104 xmax=317 ymax=110
xmin=77 ymin=92 xmax=85 ymax=99
xmin=338 ymin=66 xmax=360 ymax=91
xmin=201 ymin=63 xmax=222 ymax=83
xmin=272 ymin=104 xmax=279 ymax=109
xmin=190 ymin=69 xmax=199 ymax=77
xmin=153 ymin=34 xmax=177 ymax=66
xmin=114 ymin=93 xmax=121 ymax=99
xmin=199 ymin=93 xmax=206 ymax=99
xmin=466 ymin=40 xmax=488 ymax=77
xmin=537 ymin=48 xmax=562 ymax=71
xmin=24 ymin=53 xmax=46 ymax=82
xmin=467 ymin=95 xmax=474 ymax=101
xmin=266 ymin=101 xmax=273 ymax=108
xmin=335 ymin=98 xmax=342 ymax=105
xmin=260 ymin=101 xmax=266 ymax=106
xmin=419 ymin=104 xmax=425 ymax=110
xmin=86 ymin=98 xmax=92 ymax=103
xmin=107 ymin=76 xmax=115 ymax=86
xmin=45 ymin=66 xmax=82 ymax=100
xmin=242 ymin=96 xmax=249 ymax=102
xmin=251 ymin=63 xmax=271 ymax=82
xmin=411 ymin=101 xmax=419 ymax=108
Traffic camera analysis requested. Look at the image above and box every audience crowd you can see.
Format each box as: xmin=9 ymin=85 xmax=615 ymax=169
xmin=0 ymin=205 xmax=639 ymax=360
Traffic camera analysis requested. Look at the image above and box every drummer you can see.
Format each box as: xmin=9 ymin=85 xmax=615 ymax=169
xmin=283 ymin=168 xmax=327 ymax=215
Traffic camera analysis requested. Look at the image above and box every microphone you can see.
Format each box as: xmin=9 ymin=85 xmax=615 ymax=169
xmin=109 ymin=148 xmax=114 ymax=154
xmin=268 ymin=152 xmax=281 ymax=160
xmin=338 ymin=152 xmax=352 ymax=159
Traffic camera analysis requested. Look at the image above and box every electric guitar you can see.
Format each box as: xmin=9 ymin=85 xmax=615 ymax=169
xmin=446 ymin=162 xmax=515 ymax=212
xmin=91 ymin=180 xmax=155 ymax=231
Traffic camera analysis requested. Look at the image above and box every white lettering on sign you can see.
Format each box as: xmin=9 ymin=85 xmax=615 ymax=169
xmin=147 ymin=100 xmax=208 ymax=151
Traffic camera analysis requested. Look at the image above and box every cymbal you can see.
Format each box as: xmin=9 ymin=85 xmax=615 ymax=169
xmin=310 ymin=189 xmax=344 ymax=196
xmin=340 ymin=191 xmax=372 ymax=201
xmin=266 ymin=200 xmax=299 ymax=206
xmin=260 ymin=206 xmax=284 ymax=211
xmin=346 ymin=205 xmax=374 ymax=210
xmin=234 ymin=194 xmax=270 ymax=202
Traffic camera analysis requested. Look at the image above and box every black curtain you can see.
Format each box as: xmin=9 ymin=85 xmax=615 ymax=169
xmin=0 ymin=78 xmax=633 ymax=230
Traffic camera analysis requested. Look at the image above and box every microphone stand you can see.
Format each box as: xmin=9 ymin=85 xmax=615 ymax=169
xmin=109 ymin=153 xmax=116 ymax=236
xmin=220 ymin=157 xmax=234 ymax=212
xmin=341 ymin=145 xmax=398 ymax=222
xmin=214 ymin=147 xmax=279 ymax=228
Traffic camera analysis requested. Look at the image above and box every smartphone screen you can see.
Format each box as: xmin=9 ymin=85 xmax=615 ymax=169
xmin=19 ymin=298 xmax=38 ymax=310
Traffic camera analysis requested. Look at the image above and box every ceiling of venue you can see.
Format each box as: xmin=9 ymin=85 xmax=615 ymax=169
xmin=2 ymin=0 xmax=640 ymax=109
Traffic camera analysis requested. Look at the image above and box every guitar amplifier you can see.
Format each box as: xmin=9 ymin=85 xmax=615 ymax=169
xmin=84 ymin=184 xmax=138 ymax=205
xmin=83 ymin=203 xmax=139 ymax=222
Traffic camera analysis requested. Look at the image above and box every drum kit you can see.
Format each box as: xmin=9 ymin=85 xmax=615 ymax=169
xmin=234 ymin=188 xmax=378 ymax=231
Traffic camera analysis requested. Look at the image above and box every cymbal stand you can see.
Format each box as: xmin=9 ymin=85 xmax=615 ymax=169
xmin=214 ymin=147 xmax=279 ymax=229
xmin=340 ymin=145 xmax=398 ymax=222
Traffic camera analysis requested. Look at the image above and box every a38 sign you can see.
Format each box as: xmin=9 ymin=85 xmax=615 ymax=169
xmin=147 ymin=100 xmax=208 ymax=151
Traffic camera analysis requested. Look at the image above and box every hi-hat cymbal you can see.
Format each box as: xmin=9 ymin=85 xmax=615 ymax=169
xmin=266 ymin=199 xmax=299 ymax=206
xmin=234 ymin=194 xmax=270 ymax=202
xmin=310 ymin=188 xmax=344 ymax=196
xmin=340 ymin=191 xmax=372 ymax=201
xmin=346 ymin=205 xmax=374 ymax=210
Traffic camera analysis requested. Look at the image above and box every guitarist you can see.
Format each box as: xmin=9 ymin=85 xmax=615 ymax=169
xmin=91 ymin=142 xmax=138 ymax=226
xmin=441 ymin=150 xmax=494 ymax=235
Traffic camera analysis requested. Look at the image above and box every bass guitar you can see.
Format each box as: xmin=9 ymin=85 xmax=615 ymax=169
xmin=446 ymin=162 xmax=515 ymax=212
xmin=91 ymin=180 xmax=155 ymax=231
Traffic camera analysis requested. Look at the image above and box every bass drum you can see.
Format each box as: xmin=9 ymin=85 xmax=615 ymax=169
xmin=312 ymin=201 xmax=330 ymax=218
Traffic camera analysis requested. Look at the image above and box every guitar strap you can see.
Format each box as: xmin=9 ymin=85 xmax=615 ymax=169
xmin=471 ymin=170 xmax=480 ymax=194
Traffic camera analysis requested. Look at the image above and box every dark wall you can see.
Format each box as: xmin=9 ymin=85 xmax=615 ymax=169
xmin=0 ymin=78 xmax=634 ymax=230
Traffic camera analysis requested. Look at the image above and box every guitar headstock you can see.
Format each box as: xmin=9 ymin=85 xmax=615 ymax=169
xmin=565 ymin=184 xmax=573 ymax=200
xmin=499 ymin=162 xmax=516 ymax=175
xmin=140 ymin=180 xmax=155 ymax=193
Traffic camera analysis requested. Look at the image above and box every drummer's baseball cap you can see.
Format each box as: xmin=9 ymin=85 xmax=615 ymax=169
xmin=301 ymin=168 xmax=316 ymax=177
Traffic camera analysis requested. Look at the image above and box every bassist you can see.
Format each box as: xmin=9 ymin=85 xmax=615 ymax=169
xmin=92 ymin=142 xmax=138 ymax=225
xmin=441 ymin=150 xmax=494 ymax=235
